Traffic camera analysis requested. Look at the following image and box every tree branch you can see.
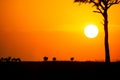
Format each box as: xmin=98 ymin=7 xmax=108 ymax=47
xmin=90 ymin=0 xmax=99 ymax=7
xmin=99 ymin=0 xmax=105 ymax=10
xmin=93 ymin=7 xmax=104 ymax=16
xmin=90 ymin=0 xmax=104 ymax=15
xmin=108 ymin=0 xmax=120 ymax=9
xmin=74 ymin=0 xmax=104 ymax=15
xmin=93 ymin=10 xmax=101 ymax=13
xmin=74 ymin=0 xmax=80 ymax=2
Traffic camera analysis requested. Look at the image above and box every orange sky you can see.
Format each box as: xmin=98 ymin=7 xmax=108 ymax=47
xmin=0 ymin=0 xmax=120 ymax=61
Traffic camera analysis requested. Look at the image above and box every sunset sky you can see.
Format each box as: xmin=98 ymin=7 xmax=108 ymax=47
xmin=0 ymin=0 xmax=120 ymax=61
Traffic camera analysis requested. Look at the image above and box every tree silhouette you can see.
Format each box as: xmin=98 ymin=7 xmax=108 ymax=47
xmin=43 ymin=56 xmax=48 ymax=61
xmin=52 ymin=57 xmax=56 ymax=61
xmin=74 ymin=0 xmax=120 ymax=63
xmin=70 ymin=57 xmax=74 ymax=61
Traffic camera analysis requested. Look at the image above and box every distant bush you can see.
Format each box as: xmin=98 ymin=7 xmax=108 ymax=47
xmin=52 ymin=57 xmax=56 ymax=61
xmin=43 ymin=56 xmax=48 ymax=61
xmin=70 ymin=57 xmax=74 ymax=61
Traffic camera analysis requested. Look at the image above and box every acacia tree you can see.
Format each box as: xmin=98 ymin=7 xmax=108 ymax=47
xmin=43 ymin=56 xmax=48 ymax=61
xmin=53 ymin=57 xmax=56 ymax=61
xmin=70 ymin=57 xmax=74 ymax=61
xmin=74 ymin=0 xmax=120 ymax=63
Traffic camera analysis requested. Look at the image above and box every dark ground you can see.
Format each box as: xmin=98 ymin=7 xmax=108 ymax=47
xmin=0 ymin=61 xmax=120 ymax=80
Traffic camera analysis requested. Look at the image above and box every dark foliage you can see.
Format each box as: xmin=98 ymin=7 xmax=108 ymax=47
xmin=52 ymin=57 xmax=56 ymax=61
xmin=70 ymin=57 xmax=74 ymax=61
xmin=43 ymin=56 xmax=48 ymax=61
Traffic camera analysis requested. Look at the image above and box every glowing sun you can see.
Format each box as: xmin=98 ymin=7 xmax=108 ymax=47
xmin=84 ymin=24 xmax=98 ymax=38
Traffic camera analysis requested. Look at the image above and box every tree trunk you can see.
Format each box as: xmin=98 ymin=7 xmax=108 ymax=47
xmin=104 ymin=10 xmax=110 ymax=63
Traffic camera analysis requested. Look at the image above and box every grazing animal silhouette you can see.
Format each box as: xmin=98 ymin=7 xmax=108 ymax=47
xmin=11 ymin=58 xmax=21 ymax=62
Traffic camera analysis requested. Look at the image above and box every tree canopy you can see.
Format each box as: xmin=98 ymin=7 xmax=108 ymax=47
xmin=74 ymin=0 xmax=120 ymax=63
xmin=74 ymin=0 xmax=120 ymax=16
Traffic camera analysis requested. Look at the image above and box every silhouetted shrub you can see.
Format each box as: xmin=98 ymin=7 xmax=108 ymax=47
xmin=43 ymin=56 xmax=48 ymax=61
xmin=70 ymin=57 xmax=74 ymax=61
xmin=52 ymin=57 xmax=56 ymax=61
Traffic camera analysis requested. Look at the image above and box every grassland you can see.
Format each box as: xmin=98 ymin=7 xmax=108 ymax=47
xmin=0 ymin=61 xmax=120 ymax=79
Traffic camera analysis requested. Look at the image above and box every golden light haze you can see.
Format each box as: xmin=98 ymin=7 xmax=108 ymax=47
xmin=0 ymin=0 xmax=120 ymax=61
